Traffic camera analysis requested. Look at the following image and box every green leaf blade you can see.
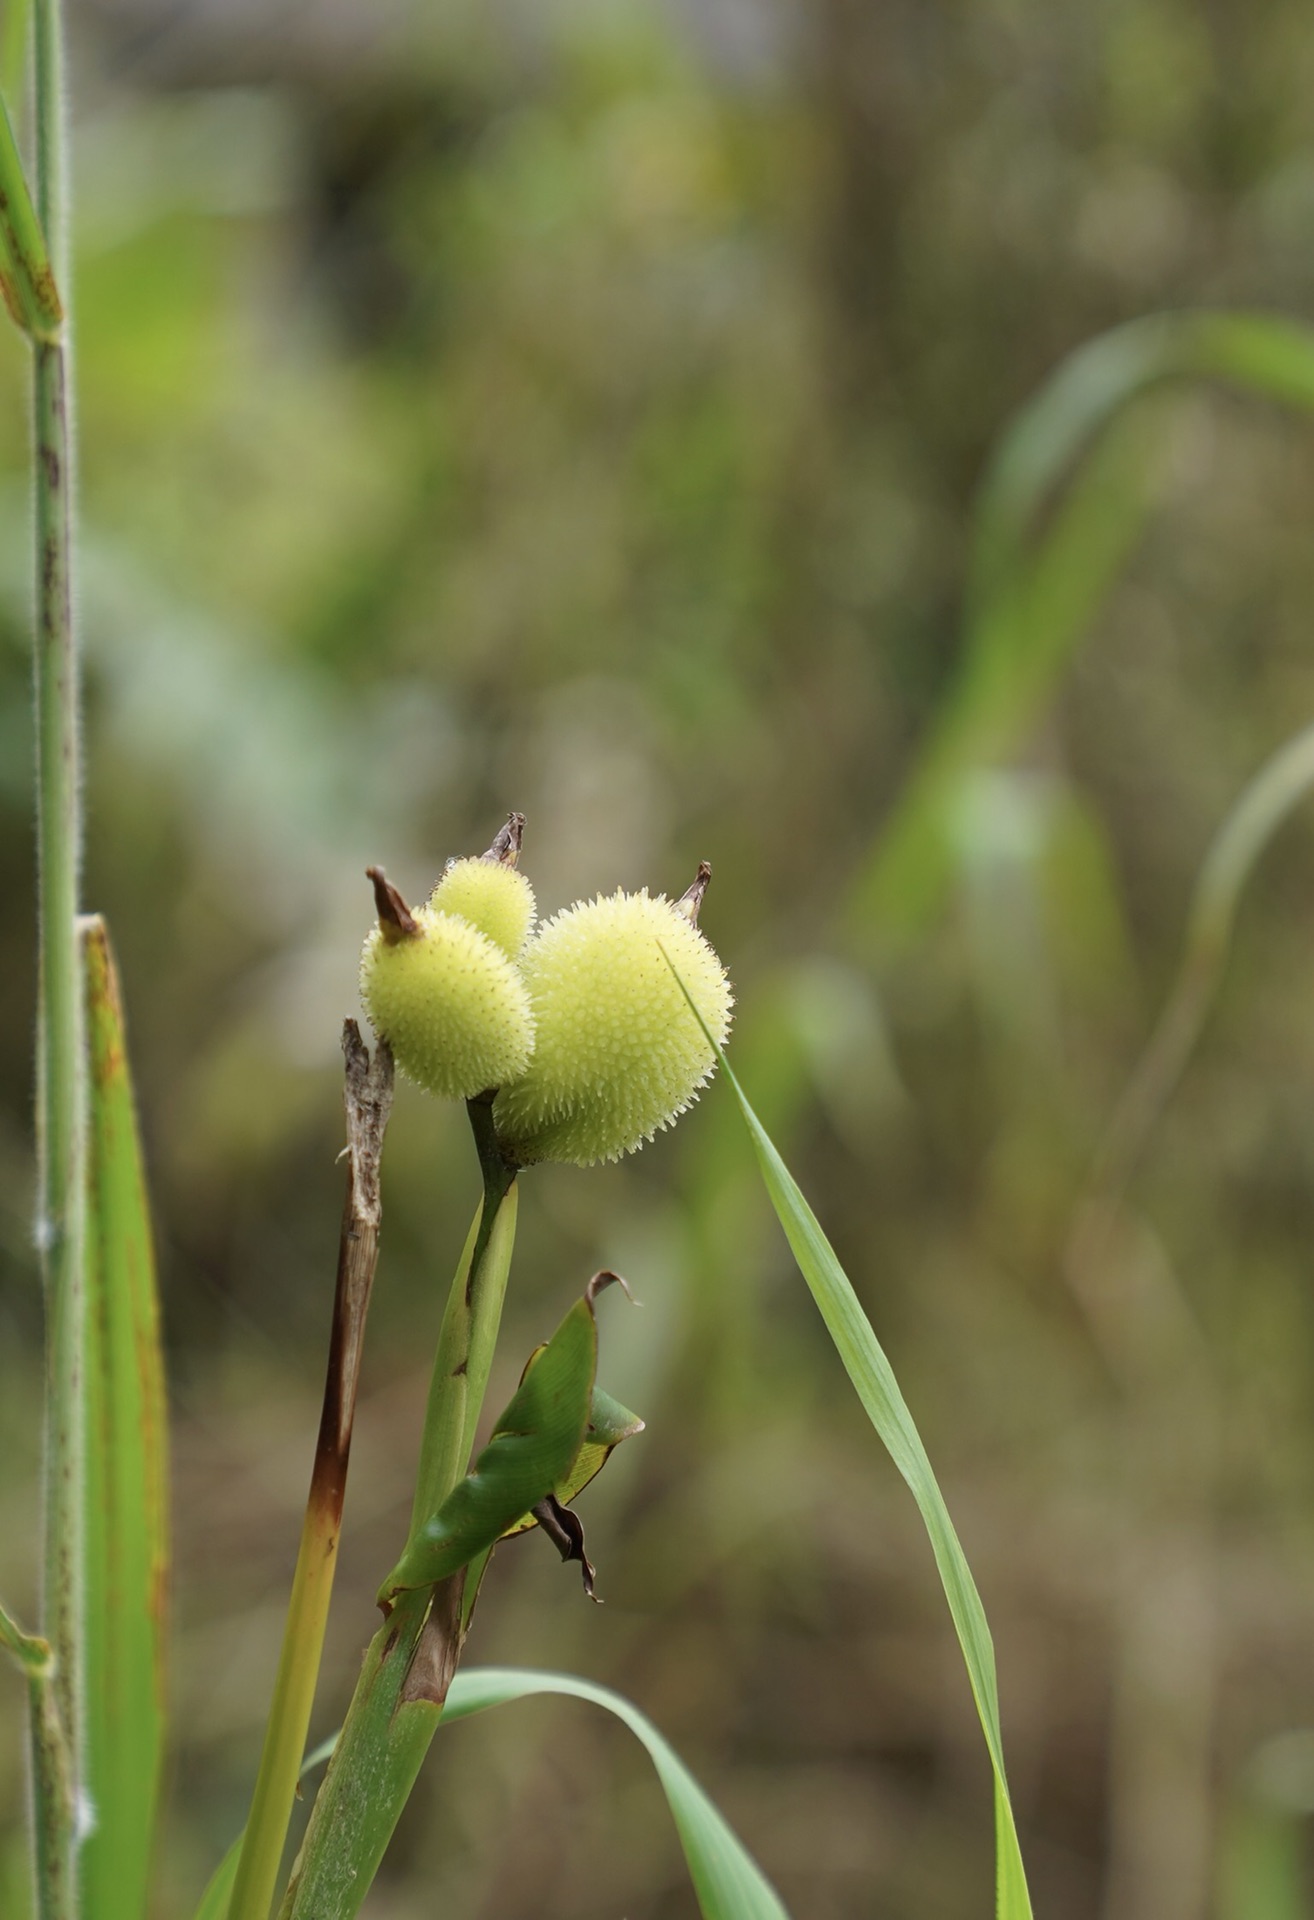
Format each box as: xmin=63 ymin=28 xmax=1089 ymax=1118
xmin=723 ymin=1065 xmax=1030 ymax=1916
xmin=380 ymin=1275 xmax=619 ymax=1604
xmin=443 ymin=1668 xmax=791 ymax=1920
xmin=662 ymin=953 xmax=1032 ymax=1919
xmin=81 ymin=918 xmax=169 ymax=1920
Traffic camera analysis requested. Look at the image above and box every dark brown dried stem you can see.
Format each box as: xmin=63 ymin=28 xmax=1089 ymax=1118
xmin=226 ymin=1022 xmax=395 ymax=1920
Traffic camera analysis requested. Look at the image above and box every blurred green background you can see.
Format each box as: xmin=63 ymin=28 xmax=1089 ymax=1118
xmin=5 ymin=0 xmax=1314 ymax=1914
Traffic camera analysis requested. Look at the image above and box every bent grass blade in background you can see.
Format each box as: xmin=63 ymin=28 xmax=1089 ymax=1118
xmin=666 ymin=960 xmax=1033 ymax=1920
xmin=852 ymin=310 xmax=1314 ymax=949
xmin=441 ymin=1670 xmax=791 ymax=1920
xmin=1085 ymin=716 xmax=1314 ymax=1210
xmin=81 ymin=918 xmax=169 ymax=1920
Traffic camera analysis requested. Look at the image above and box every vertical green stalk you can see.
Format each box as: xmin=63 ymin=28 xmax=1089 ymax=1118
xmin=28 ymin=0 xmax=84 ymax=1914
xmin=410 ymin=1098 xmax=518 ymax=1530
xmin=277 ymin=1107 xmax=518 ymax=1920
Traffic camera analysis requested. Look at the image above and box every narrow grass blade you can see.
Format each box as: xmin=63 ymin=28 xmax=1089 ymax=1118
xmin=663 ymin=957 xmax=1032 ymax=1918
xmin=853 ymin=311 xmax=1314 ymax=945
xmin=80 ymin=918 xmax=169 ymax=1920
xmin=726 ymin=1073 xmax=1030 ymax=1917
xmin=443 ymin=1668 xmax=791 ymax=1920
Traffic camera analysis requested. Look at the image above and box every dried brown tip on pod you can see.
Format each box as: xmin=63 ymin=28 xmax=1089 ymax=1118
xmin=480 ymin=812 xmax=526 ymax=868
xmin=367 ymin=866 xmax=420 ymax=942
xmin=673 ymin=861 xmax=712 ymax=926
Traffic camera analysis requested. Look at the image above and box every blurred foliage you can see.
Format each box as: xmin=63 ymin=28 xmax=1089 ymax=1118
xmin=4 ymin=0 xmax=1314 ymax=1915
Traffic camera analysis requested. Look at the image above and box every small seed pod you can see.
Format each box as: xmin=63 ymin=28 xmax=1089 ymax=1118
xmin=361 ymin=869 xmax=535 ymax=1100
xmin=431 ymin=858 xmax=535 ymax=959
xmin=429 ymin=813 xmax=535 ymax=958
xmin=494 ymin=869 xmax=732 ymax=1166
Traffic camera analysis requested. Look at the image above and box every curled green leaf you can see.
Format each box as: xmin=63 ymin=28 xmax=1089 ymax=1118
xmin=379 ymin=1272 xmax=625 ymax=1607
xmin=499 ymin=1381 xmax=644 ymax=1542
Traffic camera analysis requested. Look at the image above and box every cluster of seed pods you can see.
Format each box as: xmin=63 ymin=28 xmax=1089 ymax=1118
xmin=359 ymin=815 xmax=733 ymax=1166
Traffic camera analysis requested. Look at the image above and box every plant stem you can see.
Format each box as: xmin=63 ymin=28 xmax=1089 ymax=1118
xmin=409 ymin=1097 xmax=517 ymax=1535
xmin=1 ymin=1599 xmax=69 ymax=1889
xmin=29 ymin=0 xmax=83 ymax=1913
xmin=226 ymin=1026 xmax=394 ymax=1920
xmin=28 ymin=1659 xmax=75 ymax=1920
xmin=277 ymin=1113 xmax=518 ymax=1920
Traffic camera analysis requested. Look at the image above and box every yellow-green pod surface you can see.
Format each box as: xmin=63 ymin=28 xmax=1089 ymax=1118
xmin=429 ymin=858 xmax=536 ymax=960
xmin=361 ymin=907 xmax=535 ymax=1100
xmin=494 ymin=889 xmax=732 ymax=1166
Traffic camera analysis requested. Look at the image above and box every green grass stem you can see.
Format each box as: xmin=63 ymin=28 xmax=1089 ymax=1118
xmin=26 ymin=0 xmax=83 ymax=1913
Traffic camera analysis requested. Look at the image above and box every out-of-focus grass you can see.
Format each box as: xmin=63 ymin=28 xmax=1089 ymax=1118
xmin=4 ymin=4 xmax=1314 ymax=1916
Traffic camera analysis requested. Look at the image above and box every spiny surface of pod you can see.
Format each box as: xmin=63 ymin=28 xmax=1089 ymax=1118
xmin=429 ymin=857 xmax=535 ymax=961
xmin=361 ymin=869 xmax=535 ymax=1101
xmin=494 ymin=874 xmax=732 ymax=1166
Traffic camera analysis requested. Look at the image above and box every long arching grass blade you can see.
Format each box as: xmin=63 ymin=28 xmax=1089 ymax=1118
xmin=80 ymin=918 xmax=169 ymax=1920
xmin=663 ymin=957 xmax=1032 ymax=1919
xmin=443 ymin=1669 xmax=791 ymax=1920
xmin=853 ymin=311 xmax=1314 ymax=946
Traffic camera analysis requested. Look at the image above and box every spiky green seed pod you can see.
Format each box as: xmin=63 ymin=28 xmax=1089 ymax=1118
xmin=361 ymin=872 xmax=535 ymax=1101
xmin=429 ymin=857 xmax=536 ymax=961
xmin=494 ymin=882 xmax=732 ymax=1166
